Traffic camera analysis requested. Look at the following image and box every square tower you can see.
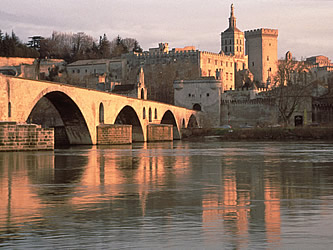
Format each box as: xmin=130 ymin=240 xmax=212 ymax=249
xmin=245 ymin=28 xmax=278 ymax=86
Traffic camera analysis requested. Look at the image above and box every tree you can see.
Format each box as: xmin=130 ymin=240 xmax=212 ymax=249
xmin=98 ymin=34 xmax=111 ymax=58
xmin=110 ymin=35 xmax=128 ymax=58
xmin=272 ymin=53 xmax=314 ymax=126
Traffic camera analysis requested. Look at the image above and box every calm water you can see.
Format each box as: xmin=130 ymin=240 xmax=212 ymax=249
xmin=1 ymin=141 xmax=333 ymax=249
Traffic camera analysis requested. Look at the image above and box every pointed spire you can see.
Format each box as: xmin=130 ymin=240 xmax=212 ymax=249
xmin=229 ymin=3 xmax=237 ymax=29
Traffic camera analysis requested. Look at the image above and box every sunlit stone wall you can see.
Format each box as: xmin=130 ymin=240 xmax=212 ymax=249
xmin=97 ymin=124 xmax=132 ymax=145
xmin=0 ymin=122 xmax=54 ymax=151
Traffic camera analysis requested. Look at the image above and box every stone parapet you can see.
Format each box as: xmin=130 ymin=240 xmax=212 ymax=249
xmin=0 ymin=122 xmax=54 ymax=151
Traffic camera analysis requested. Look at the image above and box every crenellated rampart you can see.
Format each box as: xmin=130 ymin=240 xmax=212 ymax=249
xmin=245 ymin=28 xmax=278 ymax=38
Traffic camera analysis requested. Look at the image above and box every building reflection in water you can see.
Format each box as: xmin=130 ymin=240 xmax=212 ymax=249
xmin=1 ymin=142 xmax=332 ymax=247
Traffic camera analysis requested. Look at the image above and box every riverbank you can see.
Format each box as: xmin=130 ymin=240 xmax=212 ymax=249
xmin=181 ymin=127 xmax=333 ymax=141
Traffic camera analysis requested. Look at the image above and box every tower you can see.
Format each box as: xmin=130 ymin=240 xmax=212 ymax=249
xmin=221 ymin=4 xmax=245 ymax=58
xmin=245 ymin=28 xmax=278 ymax=86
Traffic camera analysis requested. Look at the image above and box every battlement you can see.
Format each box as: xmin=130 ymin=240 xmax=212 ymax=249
xmin=245 ymin=28 xmax=278 ymax=38
xmin=127 ymin=49 xmax=200 ymax=60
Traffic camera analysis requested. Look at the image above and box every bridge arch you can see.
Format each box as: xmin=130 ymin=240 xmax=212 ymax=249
xmin=161 ymin=110 xmax=180 ymax=139
xmin=187 ymin=114 xmax=199 ymax=128
xmin=27 ymin=91 xmax=92 ymax=145
xmin=114 ymin=105 xmax=144 ymax=142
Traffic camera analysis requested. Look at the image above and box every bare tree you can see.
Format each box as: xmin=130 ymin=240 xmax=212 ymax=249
xmin=272 ymin=52 xmax=314 ymax=125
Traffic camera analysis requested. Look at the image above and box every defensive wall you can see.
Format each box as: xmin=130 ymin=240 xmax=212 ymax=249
xmin=0 ymin=74 xmax=200 ymax=146
xmin=221 ymin=98 xmax=278 ymax=127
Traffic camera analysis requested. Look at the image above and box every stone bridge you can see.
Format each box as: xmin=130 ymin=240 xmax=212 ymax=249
xmin=0 ymin=75 xmax=200 ymax=145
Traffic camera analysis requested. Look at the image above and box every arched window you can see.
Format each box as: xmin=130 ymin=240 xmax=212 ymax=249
xmin=143 ymin=107 xmax=146 ymax=119
xmin=182 ymin=119 xmax=185 ymax=128
xmin=149 ymin=108 xmax=152 ymax=122
xmin=8 ymin=102 xmax=11 ymax=118
xmin=154 ymin=108 xmax=157 ymax=119
xmin=193 ymin=104 xmax=201 ymax=111
xmin=99 ymin=102 xmax=104 ymax=124
xmin=141 ymin=88 xmax=145 ymax=99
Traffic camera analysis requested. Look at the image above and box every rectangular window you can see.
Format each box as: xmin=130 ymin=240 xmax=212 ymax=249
xmin=220 ymin=61 xmax=223 ymax=66
xmin=208 ymin=58 xmax=211 ymax=63
xmin=226 ymin=62 xmax=228 ymax=67
xmin=226 ymin=72 xmax=228 ymax=80
xmin=215 ymin=60 xmax=217 ymax=65
xmin=267 ymin=56 xmax=270 ymax=61
xmin=208 ymin=70 xmax=211 ymax=76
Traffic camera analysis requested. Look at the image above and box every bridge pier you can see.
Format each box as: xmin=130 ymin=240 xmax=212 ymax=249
xmin=147 ymin=124 xmax=173 ymax=142
xmin=97 ymin=124 xmax=132 ymax=145
xmin=0 ymin=121 xmax=54 ymax=151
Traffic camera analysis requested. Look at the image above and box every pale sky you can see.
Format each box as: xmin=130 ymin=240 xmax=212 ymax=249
xmin=1 ymin=0 xmax=332 ymax=60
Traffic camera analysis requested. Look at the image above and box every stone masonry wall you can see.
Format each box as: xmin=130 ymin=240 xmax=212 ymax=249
xmin=147 ymin=124 xmax=173 ymax=142
xmin=221 ymin=100 xmax=278 ymax=127
xmin=97 ymin=124 xmax=132 ymax=144
xmin=0 ymin=122 xmax=54 ymax=151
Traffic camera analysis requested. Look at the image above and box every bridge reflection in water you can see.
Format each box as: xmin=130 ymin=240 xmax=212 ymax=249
xmin=1 ymin=141 xmax=333 ymax=248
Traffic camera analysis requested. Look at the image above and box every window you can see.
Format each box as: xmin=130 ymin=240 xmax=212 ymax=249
xmin=208 ymin=58 xmax=211 ymax=63
xmin=99 ymin=103 xmax=104 ymax=124
xmin=72 ymin=70 xmax=75 ymax=73
xmin=206 ymin=93 xmax=210 ymax=97
xmin=8 ymin=102 xmax=11 ymax=118
xmin=240 ymin=46 xmax=242 ymax=52
xmin=77 ymin=69 xmax=80 ymax=73
xmin=252 ymin=62 xmax=255 ymax=67
xmin=230 ymin=62 xmax=233 ymax=67
xmin=237 ymin=46 xmax=238 ymax=52
xmin=236 ymin=39 xmax=238 ymax=44
xmin=143 ymin=107 xmax=146 ymax=119
xmin=215 ymin=60 xmax=217 ymax=65
xmin=85 ymin=69 xmax=88 ymax=73
xmin=220 ymin=61 xmax=223 ymax=66
xmin=267 ymin=56 xmax=270 ymax=61
xmin=154 ymin=108 xmax=157 ymax=119
xmin=230 ymin=73 xmax=233 ymax=79
xmin=226 ymin=73 xmax=229 ymax=80
xmin=225 ymin=46 xmax=228 ymax=52
xmin=188 ymin=93 xmax=191 ymax=97
xmin=141 ymin=88 xmax=145 ymax=99
xmin=149 ymin=108 xmax=152 ymax=122
xmin=226 ymin=62 xmax=228 ymax=67
xmin=208 ymin=70 xmax=211 ymax=76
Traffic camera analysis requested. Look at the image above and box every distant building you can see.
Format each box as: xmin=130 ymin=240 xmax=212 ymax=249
xmin=112 ymin=67 xmax=147 ymax=99
xmin=174 ymin=78 xmax=223 ymax=127
xmin=67 ymin=58 xmax=125 ymax=89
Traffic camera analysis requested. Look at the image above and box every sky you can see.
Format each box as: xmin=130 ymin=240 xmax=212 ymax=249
xmin=1 ymin=0 xmax=332 ymax=60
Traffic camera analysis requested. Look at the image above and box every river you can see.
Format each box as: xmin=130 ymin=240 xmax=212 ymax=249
xmin=1 ymin=141 xmax=333 ymax=249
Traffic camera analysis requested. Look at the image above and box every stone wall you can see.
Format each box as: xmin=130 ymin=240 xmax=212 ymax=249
xmin=147 ymin=124 xmax=173 ymax=142
xmin=0 ymin=57 xmax=35 ymax=67
xmin=0 ymin=122 xmax=54 ymax=151
xmin=221 ymin=99 xmax=278 ymax=127
xmin=97 ymin=124 xmax=132 ymax=144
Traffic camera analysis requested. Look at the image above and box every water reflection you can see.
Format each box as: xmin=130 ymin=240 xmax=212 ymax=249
xmin=0 ymin=141 xmax=333 ymax=248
